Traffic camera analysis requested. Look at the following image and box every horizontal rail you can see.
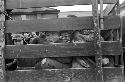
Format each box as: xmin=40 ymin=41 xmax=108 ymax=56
xmin=6 ymin=0 xmax=118 ymax=9
xmin=5 ymin=16 xmax=94 ymax=33
xmin=4 ymin=41 xmax=122 ymax=58
xmin=5 ymin=68 xmax=123 ymax=82
xmin=103 ymin=15 xmax=120 ymax=30
xmin=5 ymin=15 xmax=120 ymax=33
xmin=4 ymin=43 xmax=95 ymax=58
xmin=101 ymin=41 xmax=122 ymax=55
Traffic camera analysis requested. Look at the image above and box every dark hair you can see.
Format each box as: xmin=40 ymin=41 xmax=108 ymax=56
xmin=70 ymin=30 xmax=80 ymax=42
xmin=39 ymin=33 xmax=46 ymax=39
xmin=36 ymin=32 xmax=39 ymax=36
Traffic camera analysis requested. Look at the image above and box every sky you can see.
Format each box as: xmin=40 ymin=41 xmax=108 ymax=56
xmin=51 ymin=0 xmax=124 ymax=12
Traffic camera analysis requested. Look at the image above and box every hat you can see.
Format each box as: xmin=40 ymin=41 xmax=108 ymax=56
xmin=12 ymin=34 xmax=24 ymax=40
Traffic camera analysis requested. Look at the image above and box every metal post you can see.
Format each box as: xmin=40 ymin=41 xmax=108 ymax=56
xmin=0 ymin=0 xmax=5 ymax=82
xmin=92 ymin=0 xmax=103 ymax=82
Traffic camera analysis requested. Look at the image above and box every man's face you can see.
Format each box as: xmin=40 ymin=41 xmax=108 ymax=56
xmin=46 ymin=33 xmax=60 ymax=43
xmin=24 ymin=33 xmax=29 ymax=38
xmin=61 ymin=33 xmax=70 ymax=41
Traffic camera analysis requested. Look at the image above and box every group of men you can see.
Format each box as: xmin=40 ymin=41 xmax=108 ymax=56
xmin=5 ymin=30 xmax=115 ymax=70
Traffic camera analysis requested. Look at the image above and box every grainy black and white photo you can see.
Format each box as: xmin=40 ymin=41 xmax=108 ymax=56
xmin=0 ymin=0 xmax=124 ymax=82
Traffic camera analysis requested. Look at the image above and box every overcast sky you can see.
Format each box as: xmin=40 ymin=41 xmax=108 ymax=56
xmin=51 ymin=0 xmax=124 ymax=12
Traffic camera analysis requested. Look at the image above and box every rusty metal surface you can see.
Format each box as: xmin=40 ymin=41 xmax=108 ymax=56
xmin=6 ymin=69 xmax=96 ymax=82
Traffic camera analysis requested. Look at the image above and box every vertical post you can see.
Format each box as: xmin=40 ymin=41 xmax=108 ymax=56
xmin=0 ymin=0 xmax=5 ymax=82
xmin=114 ymin=0 xmax=120 ymax=67
xmin=116 ymin=0 xmax=120 ymax=41
xmin=116 ymin=0 xmax=124 ymax=81
xmin=92 ymin=0 xmax=103 ymax=82
xmin=100 ymin=0 xmax=104 ymax=30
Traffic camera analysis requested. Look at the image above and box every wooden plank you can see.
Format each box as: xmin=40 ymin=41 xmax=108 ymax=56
xmin=4 ymin=43 xmax=96 ymax=58
xmin=6 ymin=69 xmax=96 ymax=82
xmin=103 ymin=67 xmax=124 ymax=82
xmin=5 ymin=15 xmax=120 ymax=33
xmin=6 ymin=0 xmax=118 ymax=9
xmin=5 ymin=68 xmax=124 ymax=82
xmin=5 ymin=16 xmax=94 ymax=33
xmin=0 ymin=0 xmax=5 ymax=82
xmin=103 ymin=15 xmax=120 ymax=30
xmin=92 ymin=0 xmax=103 ymax=82
xmin=101 ymin=41 xmax=122 ymax=55
xmin=4 ymin=42 xmax=122 ymax=58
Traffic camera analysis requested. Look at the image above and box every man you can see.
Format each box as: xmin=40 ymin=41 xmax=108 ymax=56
xmin=31 ymin=32 xmax=49 ymax=44
xmin=33 ymin=32 xmax=72 ymax=69
xmin=12 ymin=33 xmax=24 ymax=45
xmin=70 ymin=30 xmax=96 ymax=68
xmin=5 ymin=33 xmax=24 ymax=70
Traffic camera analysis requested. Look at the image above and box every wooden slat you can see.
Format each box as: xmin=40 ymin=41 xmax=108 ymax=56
xmin=101 ymin=41 xmax=122 ymax=55
xmin=5 ymin=67 xmax=123 ymax=82
xmin=4 ymin=43 xmax=96 ymax=58
xmin=103 ymin=67 xmax=124 ymax=82
xmin=6 ymin=69 xmax=97 ymax=82
xmin=0 ymin=0 xmax=5 ymax=82
xmin=5 ymin=16 xmax=94 ymax=33
xmin=6 ymin=0 xmax=118 ymax=9
xmin=5 ymin=15 xmax=120 ymax=33
xmin=4 ymin=41 xmax=122 ymax=58
xmin=103 ymin=15 xmax=120 ymax=30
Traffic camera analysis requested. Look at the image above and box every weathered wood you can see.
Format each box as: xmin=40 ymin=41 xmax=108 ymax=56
xmin=5 ymin=67 xmax=123 ymax=82
xmin=100 ymin=0 xmax=104 ymax=30
xmin=4 ymin=15 xmax=120 ymax=33
xmin=6 ymin=69 xmax=97 ymax=82
xmin=103 ymin=67 xmax=124 ymax=82
xmin=4 ymin=42 xmax=122 ymax=58
xmin=92 ymin=0 xmax=103 ymax=82
xmin=5 ymin=16 xmax=94 ymax=33
xmin=4 ymin=43 xmax=96 ymax=58
xmin=101 ymin=41 xmax=122 ymax=55
xmin=103 ymin=15 xmax=120 ymax=30
xmin=5 ymin=0 xmax=118 ymax=9
xmin=0 ymin=0 xmax=5 ymax=82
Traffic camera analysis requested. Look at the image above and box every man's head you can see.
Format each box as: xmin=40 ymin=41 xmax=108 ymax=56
xmin=12 ymin=34 xmax=24 ymax=45
xmin=39 ymin=32 xmax=46 ymax=39
xmin=46 ymin=32 xmax=60 ymax=43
